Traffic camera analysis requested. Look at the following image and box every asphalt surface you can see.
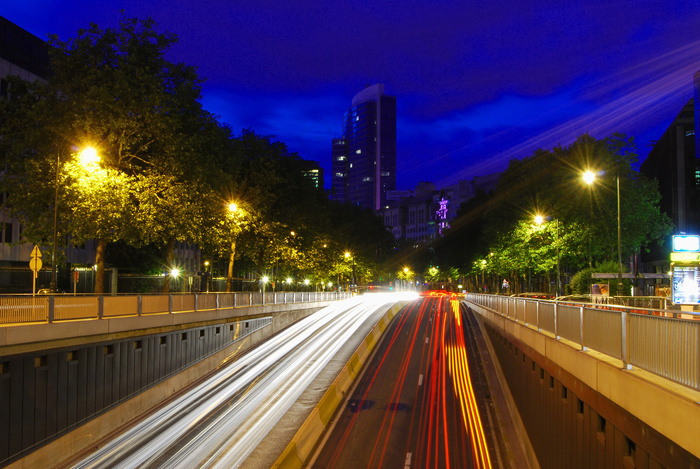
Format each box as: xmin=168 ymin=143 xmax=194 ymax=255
xmin=311 ymin=293 xmax=532 ymax=468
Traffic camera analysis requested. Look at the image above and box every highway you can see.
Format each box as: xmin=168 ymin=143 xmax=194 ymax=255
xmin=312 ymin=292 xmax=498 ymax=468
xmin=65 ymin=293 xmax=414 ymax=469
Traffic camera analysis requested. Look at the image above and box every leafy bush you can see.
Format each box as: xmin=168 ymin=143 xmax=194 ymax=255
xmin=570 ymin=260 xmax=630 ymax=296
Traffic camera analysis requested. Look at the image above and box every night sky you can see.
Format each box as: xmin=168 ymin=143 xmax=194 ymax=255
xmin=4 ymin=1 xmax=700 ymax=190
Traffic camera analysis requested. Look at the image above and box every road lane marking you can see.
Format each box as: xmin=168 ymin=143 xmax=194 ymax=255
xmin=404 ymin=452 xmax=412 ymax=468
xmin=418 ymin=374 xmax=423 ymax=386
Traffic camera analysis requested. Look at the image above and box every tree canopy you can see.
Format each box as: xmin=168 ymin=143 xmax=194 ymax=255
xmin=0 ymin=15 xmax=395 ymax=293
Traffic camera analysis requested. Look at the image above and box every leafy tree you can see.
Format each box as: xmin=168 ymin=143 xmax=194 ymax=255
xmin=0 ymin=15 xmax=207 ymax=293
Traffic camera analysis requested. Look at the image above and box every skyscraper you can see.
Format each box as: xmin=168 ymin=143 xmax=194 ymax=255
xmin=331 ymin=84 xmax=396 ymax=210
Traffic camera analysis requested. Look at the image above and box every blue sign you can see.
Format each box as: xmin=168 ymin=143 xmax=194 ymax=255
xmin=672 ymin=235 xmax=700 ymax=252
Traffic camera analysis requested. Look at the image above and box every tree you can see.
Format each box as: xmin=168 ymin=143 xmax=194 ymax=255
xmin=0 ymin=15 xmax=207 ymax=293
xmin=442 ymin=134 xmax=671 ymax=293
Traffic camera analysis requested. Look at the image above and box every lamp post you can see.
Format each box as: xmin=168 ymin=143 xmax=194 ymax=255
xmin=535 ymin=215 xmax=561 ymax=297
xmin=50 ymin=147 xmax=99 ymax=293
xmin=583 ymin=171 xmax=624 ymax=294
xmin=226 ymin=202 xmax=243 ymax=293
xmin=344 ymin=251 xmax=356 ymax=291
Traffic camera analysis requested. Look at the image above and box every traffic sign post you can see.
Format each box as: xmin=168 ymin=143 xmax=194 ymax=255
xmin=29 ymin=245 xmax=42 ymax=296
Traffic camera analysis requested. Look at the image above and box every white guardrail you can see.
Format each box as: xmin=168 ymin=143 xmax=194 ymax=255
xmin=0 ymin=291 xmax=352 ymax=325
xmin=465 ymin=293 xmax=700 ymax=392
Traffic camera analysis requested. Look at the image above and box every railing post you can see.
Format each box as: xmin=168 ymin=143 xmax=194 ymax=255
xmin=216 ymin=293 xmax=220 ymax=310
xmin=169 ymin=294 xmax=173 ymax=314
xmin=621 ymin=310 xmax=632 ymax=369
xmin=580 ymin=306 xmax=587 ymax=351
xmin=138 ymin=295 xmax=142 ymax=316
xmin=554 ymin=302 xmax=559 ymax=339
xmin=194 ymin=294 xmax=199 ymax=312
xmin=48 ymin=296 xmax=55 ymax=323
xmin=536 ymin=301 xmax=540 ymax=331
xmin=98 ymin=295 xmax=104 ymax=319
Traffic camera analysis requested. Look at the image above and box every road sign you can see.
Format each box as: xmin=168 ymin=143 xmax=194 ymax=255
xmin=29 ymin=245 xmax=42 ymax=295
xmin=29 ymin=245 xmax=42 ymax=275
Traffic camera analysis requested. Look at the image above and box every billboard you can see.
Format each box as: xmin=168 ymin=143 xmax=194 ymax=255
xmin=671 ymin=264 xmax=700 ymax=304
xmin=672 ymin=235 xmax=700 ymax=252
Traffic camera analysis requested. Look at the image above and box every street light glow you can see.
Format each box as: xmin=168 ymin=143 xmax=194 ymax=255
xmin=228 ymin=202 xmax=238 ymax=213
xmin=583 ymin=171 xmax=596 ymax=185
xmin=534 ymin=215 xmax=544 ymax=225
xmin=78 ymin=146 xmax=100 ymax=169
xmin=170 ymin=268 xmax=180 ymax=278
xmin=261 ymin=275 xmax=269 ymax=284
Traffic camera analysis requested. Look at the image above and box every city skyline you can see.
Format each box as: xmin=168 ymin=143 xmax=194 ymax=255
xmin=3 ymin=2 xmax=700 ymax=190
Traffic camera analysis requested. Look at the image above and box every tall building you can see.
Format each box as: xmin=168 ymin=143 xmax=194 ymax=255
xmin=331 ymin=84 xmax=396 ymax=210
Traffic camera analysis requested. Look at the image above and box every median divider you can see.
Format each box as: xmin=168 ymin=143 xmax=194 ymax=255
xmin=272 ymin=301 xmax=406 ymax=469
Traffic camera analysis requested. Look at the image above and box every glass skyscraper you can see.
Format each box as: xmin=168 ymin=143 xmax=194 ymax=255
xmin=331 ymin=84 xmax=396 ymax=211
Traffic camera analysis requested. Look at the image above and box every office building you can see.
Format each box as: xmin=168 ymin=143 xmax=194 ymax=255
xmin=331 ymin=84 xmax=396 ymax=210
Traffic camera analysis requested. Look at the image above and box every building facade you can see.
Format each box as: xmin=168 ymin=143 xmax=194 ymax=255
xmin=382 ymin=174 xmax=501 ymax=245
xmin=331 ymin=84 xmax=396 ymax=210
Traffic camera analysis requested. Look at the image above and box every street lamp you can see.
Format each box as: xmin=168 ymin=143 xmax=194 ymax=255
xmin=583 ymin=171 xmax=624 ymax=294
xmin=226 ymin=202 xmax=243 ymax=292
xmin=50 ymin=146 xmax=99 ymax=293
xmin=535 ymin=214 xmax=561 ymax=297
xmin=344 ymin=251 xmax=356 ymax=289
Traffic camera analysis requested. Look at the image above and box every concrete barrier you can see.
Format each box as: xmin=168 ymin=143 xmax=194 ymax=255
xmin=9 ymin=305 xmax=327 ymax=469
xmin=467 ymin=300 xmax=700 ymax=461
xmin=272 ymin=301 xmax=405 ymax=469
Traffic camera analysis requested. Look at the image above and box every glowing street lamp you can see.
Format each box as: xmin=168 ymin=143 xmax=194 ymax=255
xmin=226 ymin=201 xmax=245 ymax=292
xmin=583 ymin=170 xmax=624 ymax=293
xmin=534 ymin=214 xmax=561 ymax=297
xmin=51 ymin=146 xmax=99 ymax=293
xmin=345 ymin=251 xmax=356 ymax=288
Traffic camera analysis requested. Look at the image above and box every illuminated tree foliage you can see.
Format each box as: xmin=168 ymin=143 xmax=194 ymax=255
xmin=0 ymin=16 xmax=396 ymax=293
xmin=430 ymin=134 xmax=671 ymax=293
xmin=0 ymin=15 xmax=207 ymax=292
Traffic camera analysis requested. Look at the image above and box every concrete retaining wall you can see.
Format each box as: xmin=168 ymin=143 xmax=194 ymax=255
xmin=7 ymin=303 xmax=329 ymax=469
xmin=468 ymin=301 xmax=700 ymax=467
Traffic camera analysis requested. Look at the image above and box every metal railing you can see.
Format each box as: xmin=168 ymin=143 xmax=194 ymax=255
xmin=0 ymin=291 xmax=352 ymax=325
xmin=465 ymin=293 xmax=700 ymax=391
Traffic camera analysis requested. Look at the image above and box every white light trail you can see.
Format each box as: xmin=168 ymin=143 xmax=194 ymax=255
xmin=71 ymin=293 xmax=407 ymax=469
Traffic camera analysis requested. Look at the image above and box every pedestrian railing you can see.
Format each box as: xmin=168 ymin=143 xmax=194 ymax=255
xmin=0 ymin=291 xmax=352 ymax=326
xmin=465 ymin=293 xmax=700 ymax=391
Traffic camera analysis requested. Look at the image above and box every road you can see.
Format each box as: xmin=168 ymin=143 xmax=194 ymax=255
xmin=311 ymin=292 xmax=503 ymax=468
xmin=63 ymin=293 xmax=413 ymax=469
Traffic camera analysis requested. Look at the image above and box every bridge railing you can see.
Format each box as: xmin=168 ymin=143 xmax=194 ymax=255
xmin=0 ymin=291 xmax=353 ymax=326
xmin=465 ymin=293 xmax=699 ymax=391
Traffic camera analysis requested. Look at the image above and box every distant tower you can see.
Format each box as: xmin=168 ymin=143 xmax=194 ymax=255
xmin=331 ymin=84 xmax=396 ymax=210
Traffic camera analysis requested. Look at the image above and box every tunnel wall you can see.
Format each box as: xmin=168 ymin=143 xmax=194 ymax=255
xmin=0 ymin=316 xmax=272 ymax=466
xmin=467 ymin=302 xmax=699 ymax=469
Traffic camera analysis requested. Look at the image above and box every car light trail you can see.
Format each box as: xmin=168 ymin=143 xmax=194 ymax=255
xmin=446 ymin=299 xmax=492 ymax=469
xmin=69 ymin=293 xmax=412 ymax=469
xmin=326 ymin=292 xmax=492 ymax=468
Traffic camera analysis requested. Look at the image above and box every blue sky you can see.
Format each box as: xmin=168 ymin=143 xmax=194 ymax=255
xmin=4 ymin=1 xmax=700 ymax=189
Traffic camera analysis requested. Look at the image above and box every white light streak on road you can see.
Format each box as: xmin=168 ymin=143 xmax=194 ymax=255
xmin=71 ymin=292 xmax=416 ymax=469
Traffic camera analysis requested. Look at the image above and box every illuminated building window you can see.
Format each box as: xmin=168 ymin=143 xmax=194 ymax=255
xmin=381 ymin=171 xmax=390 ymax=177
xmin=355 ymin=149 xmax=362 ymax=154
